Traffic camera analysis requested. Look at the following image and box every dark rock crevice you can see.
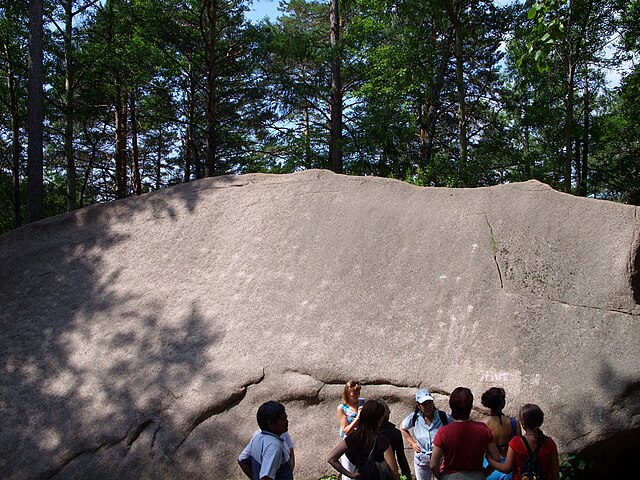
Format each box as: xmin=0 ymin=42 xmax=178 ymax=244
xmin=483 ymin=213 xmax=504 ymax=289
xmin=631 ymin=236 xmax=640 ymax=305
xmin=173 ymin=372 xmax=266 ymax=453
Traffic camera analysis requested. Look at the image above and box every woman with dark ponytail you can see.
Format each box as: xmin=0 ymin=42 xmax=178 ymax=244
xmin=486 ymin=404 xmax=559 ymax=480
xmin=327 ymin=399 xmax=400 ymax=479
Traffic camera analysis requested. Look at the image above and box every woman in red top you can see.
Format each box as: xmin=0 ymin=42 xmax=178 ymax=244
xmin=487 ymin=404 xmax=559 ymax=480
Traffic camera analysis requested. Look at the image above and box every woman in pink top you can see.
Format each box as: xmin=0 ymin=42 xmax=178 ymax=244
xmin=486 ymin=404 xmax=559 ymax=480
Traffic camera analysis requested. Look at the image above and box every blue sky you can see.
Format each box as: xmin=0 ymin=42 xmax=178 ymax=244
xmin=245 ymin=0 xmax=282 ymax=23
xmin=245 ymin=0 xmax=515 ymax=22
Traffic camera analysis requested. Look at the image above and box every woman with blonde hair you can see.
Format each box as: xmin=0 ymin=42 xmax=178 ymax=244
xmin=336 ymin=380 xmax=363 ymax=479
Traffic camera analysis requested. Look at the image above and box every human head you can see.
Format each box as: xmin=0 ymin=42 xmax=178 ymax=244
xmin=416 ymin=388 xmax=435 ymax=415
xmin=481 ymin=387 xmax=506 ymax=411
xmin=519 ymin=404 xmax=544 ymax=432
xmin=416 ymin=388 xmax=434 ymax=403
xmin=358 ymin=399 xmax=386 ymax=430
xmin=257 ymin=401 xmax=288 ymax=434
xmin=449 ymin=387 xmax=474 ymax=420
xmin=341 ymin=380 xmax=362 ymax=404
xmin=377 ymin=398 xmax=391 ymax=423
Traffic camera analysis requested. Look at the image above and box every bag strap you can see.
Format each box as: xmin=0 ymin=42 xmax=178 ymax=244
xmin=521 ymin=435 xmax=546 ymax=455
xmin=367 ymin=436 xmax=378 ymax=460
xmin=438 ymin=409 xmax=448 ymax=426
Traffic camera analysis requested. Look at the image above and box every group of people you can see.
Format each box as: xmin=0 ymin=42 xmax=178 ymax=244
xmin=237 ymin=381 xmax=559 ymax=480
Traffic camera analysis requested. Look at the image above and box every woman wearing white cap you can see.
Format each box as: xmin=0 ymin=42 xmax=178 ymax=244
xmin=401 ymin=388 xmax=453 ymax=480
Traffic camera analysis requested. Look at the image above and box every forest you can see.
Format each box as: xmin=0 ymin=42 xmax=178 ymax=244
xmin=1 ymin=0 xmax=639 ymax=234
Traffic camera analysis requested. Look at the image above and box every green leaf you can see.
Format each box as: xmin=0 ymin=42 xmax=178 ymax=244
xmin=528 ymin=4 xmax=541 ymax=19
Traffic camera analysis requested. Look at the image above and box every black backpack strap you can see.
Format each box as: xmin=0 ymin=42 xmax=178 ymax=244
xmin=438 ymin=409 xmax=448 ymax=426
xmin=411 ymin=410 xmax=419 ymax=427
xmin=521 ymin=435 xmax=546 ymax=454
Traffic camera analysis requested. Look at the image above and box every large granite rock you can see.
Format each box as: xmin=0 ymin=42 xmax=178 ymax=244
xmin=1 ymin=170 xmax=638 ymax=479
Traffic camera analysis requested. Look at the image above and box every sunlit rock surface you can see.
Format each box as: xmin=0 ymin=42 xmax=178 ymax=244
xmin=1 ymin=170 xmax=639 ymax=479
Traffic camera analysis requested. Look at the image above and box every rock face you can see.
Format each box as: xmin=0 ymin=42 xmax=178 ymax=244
xmin=1 ymin=170 xmax=639 ymax=479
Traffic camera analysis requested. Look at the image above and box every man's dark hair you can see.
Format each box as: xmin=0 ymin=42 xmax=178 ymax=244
xmin=449 ymin=387 xmax=474 ymax=420
xmin=257 ymin=401 xmax=286 ymax=431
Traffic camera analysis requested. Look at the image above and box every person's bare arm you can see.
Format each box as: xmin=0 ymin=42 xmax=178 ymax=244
xmin=400 ymin=427 xmax=421 ymax=453
xmin=237 ymin=459 xmax=253 ymax=479
xmin=327 ymin=440 xmax=359 ymax=479
xmin=487 ymin=446 xmax=515 ymax=473
xmin=337 ymin=405 xmax=361 ymax=437
xmin=289 ymin=447 xmax=295 ymax=471
xmin=487 ymin=440 xmax=501 ymax=462
xmin=383 ymin=445 xmax=400 ymax=480
xmin=429 ymin=444 xmax=443 ymax=478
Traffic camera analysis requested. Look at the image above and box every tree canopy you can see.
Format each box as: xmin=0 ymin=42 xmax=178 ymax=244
xmin=1 ymin=0 xmax=638 ymax=233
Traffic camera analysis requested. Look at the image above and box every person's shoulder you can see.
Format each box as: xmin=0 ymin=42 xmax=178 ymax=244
xmin=543 ymin=435 xmax=558 ymax=452
xmin=281 ymin=431 xmax=293 ymax=447
xmin=472 ymin=420 xmax=493 ymax=437
xmin=434 ymin=421 xmax=451 ymax=437
xmin=472 ymin=420 xmax=491 ymax=429
xmin=400 ymin=411 xmax=414 ymax=429
xmin=377 ymin=432 xmax=391 ymax=448
xmin=436 ymin=409 xmax=454 ymax=424
xmin=509 ymin=435 xmax=525 ymax=452
xmin=380 ymin=424 xmax=401 ymax=441
xmin=480 ymin=415 xmax=494 ymax=427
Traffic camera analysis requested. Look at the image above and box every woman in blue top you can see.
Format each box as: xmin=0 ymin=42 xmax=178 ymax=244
xmin=400 ymin=388 xmax=453 ymax=480
xmin=337 ymin=380 xmax=363 ymax=479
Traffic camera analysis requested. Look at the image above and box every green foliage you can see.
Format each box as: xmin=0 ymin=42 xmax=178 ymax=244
xmin=589 ymin=68 xmax=640 ymax=204
xmin=519 ymin=0 xmax=566 ymax=73
xmin=559 ymin=452 xmax=598 ymax=479
xmin=0 ymin=0 xmax=639 ymax=234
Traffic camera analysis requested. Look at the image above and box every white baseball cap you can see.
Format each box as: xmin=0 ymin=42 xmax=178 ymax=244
xmin=416 ymin=388 xmax=434 ymax=403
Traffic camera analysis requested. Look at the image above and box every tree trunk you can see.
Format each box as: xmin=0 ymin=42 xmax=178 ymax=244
xmin=64 ymin=0 xmax=77 ymax=210
xmin=444 ymin=0 xmax=468 ymax=175
xmin=329 ymin=0 xmax=343 ymax=174
xmin=453 ymin=20 xmax=468 ymax=169
xmin=5 ymin=41 xmax=22 ymax=228
xmin=579 ymin=78 xmax=589 ymax=197
xmin=27 ymin=0 xmax=44 ymax=223
xmin=156 ymin=132 xmax=163 ymax=190
xmin=130 ymin=92 xmax=141 ymax=195
xmin=205 ymin=0 xmax=218 ymax=178
xmin=114 ymin=75 xmax=128 ymax=199
xmin=419 ymin=29 xmax=453 ymax=182
xmin=564 ymin=61 xmax=575 ymax=193
xmin=523 ymin=125 xmax=531 ymax=177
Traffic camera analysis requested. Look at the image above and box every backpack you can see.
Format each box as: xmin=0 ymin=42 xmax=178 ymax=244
xmin=360 ymin=437 xmax=394 ymax=480
xmin=411 ymin=409 xmax=449 ymax=427
xmin=520 ymin=435 xmax=547 ymax=480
